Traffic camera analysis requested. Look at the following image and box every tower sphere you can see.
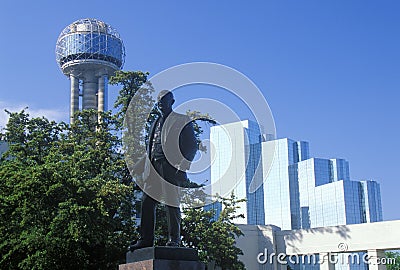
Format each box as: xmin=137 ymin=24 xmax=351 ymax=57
xmin=55 ymin=18 xmax=125 ymax=76
xmin=56 ymin=18 xmax=125 ymax=123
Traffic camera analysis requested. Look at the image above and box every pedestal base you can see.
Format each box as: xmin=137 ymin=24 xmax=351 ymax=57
xmin=119 ymin=259 xmax=205 ymax=270
xmin=119 ymin=247 xmax=205 ymax=270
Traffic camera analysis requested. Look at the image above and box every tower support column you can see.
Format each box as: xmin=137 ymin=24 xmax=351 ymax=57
xmin=98 ymin=75 xmax=106 ymax=112
xmin=70 ymin=74 xmax=79 ymax=124
xmin=82 ymin=73 xmax=98 ymax=110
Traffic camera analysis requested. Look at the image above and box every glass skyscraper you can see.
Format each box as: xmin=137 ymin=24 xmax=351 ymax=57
xmin=209 ymin=120 xmax=383 ymax=270
xmin=210 ymin=120 xmax=265 ymax=225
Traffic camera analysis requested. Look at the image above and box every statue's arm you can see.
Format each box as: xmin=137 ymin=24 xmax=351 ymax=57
xmin=178 ymin=118 xmax=198 ymax=170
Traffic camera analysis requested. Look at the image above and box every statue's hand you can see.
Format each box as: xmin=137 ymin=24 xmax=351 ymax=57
xmin=176 ymin=159 xmax=191 ymax=171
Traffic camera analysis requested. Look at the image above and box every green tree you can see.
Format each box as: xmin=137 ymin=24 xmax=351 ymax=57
xmin=185 ymin=109 xmax=216 ymax=152
xmin=385 ymin=251 xmax=400 ymax=270
xmin=0 ymin=69 xmax=245 ymax=269
xmin=151 ymin=195 xmax=246 ymax=270
xmin=0 ymin=110 xmax=136 ymax=269
xmin=109 ymin=70 xmax=155 ymax=182
xmin=109 ymin=70 xmax=151 ymax=121
xmin=181 ymin=193 xmax=246 ymax=270
xmin=109 ymin=71 xmax=244 ymax=269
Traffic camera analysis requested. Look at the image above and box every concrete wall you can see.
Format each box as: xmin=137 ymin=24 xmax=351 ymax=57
xmin=236 ymin=220 xmax=400 ymax=270
xmin=236 ymin=225 xmax=281 ymax=270
xmin=276 ymin=220 xmax=400 ymax=255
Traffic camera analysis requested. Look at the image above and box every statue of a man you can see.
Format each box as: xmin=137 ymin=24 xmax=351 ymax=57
xmin=130 ymin=90 xmax=198 ymax=251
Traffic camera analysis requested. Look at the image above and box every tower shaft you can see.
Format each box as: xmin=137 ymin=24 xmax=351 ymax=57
xmin=98 ymin=75 xmax=106 ymax=113
xmin=69 ymin=73 xmax=108 ymax=123
xmin=70 ymin=74 xmax=79 ymax=124
xmin=82 ymin=73 xmax=98 ymax=110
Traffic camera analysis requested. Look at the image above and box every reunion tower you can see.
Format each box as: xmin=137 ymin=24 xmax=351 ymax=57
xmin=56 ymin=18 xmax=125 ymax=123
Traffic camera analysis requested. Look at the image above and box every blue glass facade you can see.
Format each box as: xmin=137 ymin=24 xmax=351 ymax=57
xmin=210 ymin=120 xmax=265 ymax=225
xmin=360 ymin=180 xmax=383 ymax=222
xmin=293 ymin=157 xmax=382 ymax=230
xmin=209 ymin=120 xmax=383 ymax=270
xmin=204 ymin=201 xmax=222 ymax=222
xmin=56 ymin=18 xmax=125 ymax=71
xmin=330 ymin=159 xmax=350 ymax=182
xmin=263 ymin=138 xmax=304 ymax=229
xmin=56 ymin=33 xmax=124 ymax=68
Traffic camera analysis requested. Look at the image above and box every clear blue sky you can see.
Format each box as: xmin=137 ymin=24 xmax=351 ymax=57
xmin=0 ymin=1 xmax=399 ymax=221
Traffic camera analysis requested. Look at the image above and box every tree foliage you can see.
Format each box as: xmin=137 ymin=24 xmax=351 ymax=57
xmin=110 ymin=70 xmax=244 ymax=270
xmin=151 ymin=194 xmax=246 ymax=270
xmin=109 ymin=70 xmax=150 ymax=121
xmin=182 ymin=194 xmax=246 ymax=270
xmin=0 ymin=70 xmax=244 ymax=269
xmin=110 ymin=70 xmax=155 ymax=180
xmin=0 ymin=110 xmax=137 ymax=269
xmin=385 ymin=251 xmax=400 ymax=270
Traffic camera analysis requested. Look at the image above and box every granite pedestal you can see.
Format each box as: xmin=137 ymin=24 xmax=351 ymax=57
xmin=119 ymin=246 xmax=205 ymax=270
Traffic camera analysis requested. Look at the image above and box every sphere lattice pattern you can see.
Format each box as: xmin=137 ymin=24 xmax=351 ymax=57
xmin=56 ymin=18 xmax=125 ymax=72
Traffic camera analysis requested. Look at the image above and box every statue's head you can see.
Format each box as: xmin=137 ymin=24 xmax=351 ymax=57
xmin=157 ymin=90 xmax=175 ymax=115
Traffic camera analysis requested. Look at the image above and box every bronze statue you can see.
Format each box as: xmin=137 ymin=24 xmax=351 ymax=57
xmin=130 ymin=90 xmax=198 ymax=251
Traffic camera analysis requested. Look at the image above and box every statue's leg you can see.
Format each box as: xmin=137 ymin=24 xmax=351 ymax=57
xmin=158 ymin=159 xmax=182 ymax=246
xmin=129 ymin=192 xmax=157 ymax=251
xmin=140 ymin=193 xmax=157 ymax=244
xmin=166 ymin=205 xmax=181 ymax=245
